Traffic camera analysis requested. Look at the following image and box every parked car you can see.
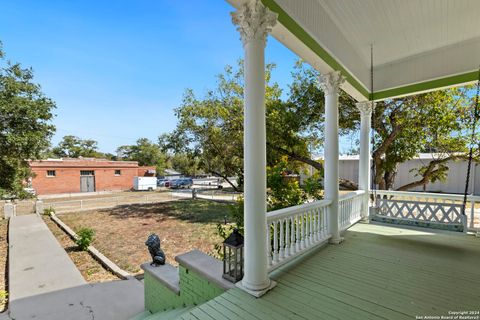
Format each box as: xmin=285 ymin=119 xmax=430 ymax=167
xmin=157 ymin=178 xmax=168 ymax=187
xmin=170 ymin=178 xmax=193 ymax=189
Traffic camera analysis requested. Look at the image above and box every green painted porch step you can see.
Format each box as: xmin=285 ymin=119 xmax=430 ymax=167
xmin=130 ymin=307 xmax=194 ymax=320
xmin=129 ymin=311 xmax=152 ymax=320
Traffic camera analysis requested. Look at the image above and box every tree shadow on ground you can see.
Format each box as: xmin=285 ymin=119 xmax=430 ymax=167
xmin=65 ymin=245 xmax=81 ymax=253
xmin=100 ymin=199 xmax=234 ymax=224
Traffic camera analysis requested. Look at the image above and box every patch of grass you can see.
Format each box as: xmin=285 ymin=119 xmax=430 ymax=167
xmin=104 ymin=199 xmax=230 ymax=223
xmin=43 ymin=207 xmax=55 ymax=216
xmin=58 ymin=199 xmax=233 ymax=273
xmin=0 ymin=219 xmax=8 ymax=312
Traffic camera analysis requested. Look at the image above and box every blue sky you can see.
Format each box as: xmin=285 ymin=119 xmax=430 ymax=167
xmin=0 ymin=0 xmax=301 ymax=153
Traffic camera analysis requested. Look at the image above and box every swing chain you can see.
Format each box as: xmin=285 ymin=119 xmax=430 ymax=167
xmin=461 ymin=67 xmax=480 ymax=217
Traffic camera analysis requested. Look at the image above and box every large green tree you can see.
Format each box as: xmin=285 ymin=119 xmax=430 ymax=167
xmin=117 ymin=138 xmax=167 ymax=173
xmin=162 ymin=60 xmax=356 ymax=190
xmin=267 ymin=61 xmax=357 ymax=179
xmin=164 ymin=58 xmax=478 ymax=192
xmin=52 ymin=135 xmax=100 ymax=158
xmin=169 ymin=153 xmax=200 ymax=177
xmin=159 ymin=61 xmax=270 ymax=190
xmin=372 ymin=88 xmax=478 ymax=190
xmin=0 ymin=44 xmax=56 ymax=198
xmin=278 ymin=63 xmax=478 ymax=191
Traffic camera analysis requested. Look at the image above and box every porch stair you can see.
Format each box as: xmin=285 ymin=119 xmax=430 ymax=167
xmin=133 ymin=251 xmax=236 ymax=320
xmin=129 ymin=306 xmax=193 ymax=320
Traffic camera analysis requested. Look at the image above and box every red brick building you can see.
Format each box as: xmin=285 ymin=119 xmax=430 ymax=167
xmin=29 ymin=158 xmax=156 ymax=195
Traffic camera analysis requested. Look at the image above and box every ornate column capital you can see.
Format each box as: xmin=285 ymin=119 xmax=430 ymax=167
xmin=231 ymin=0 xmax=278 ymax=47
xmin=355 ymin=101 xmax=375 ymax=117
xmin=319 ymin=71 xmax=345 ymax=95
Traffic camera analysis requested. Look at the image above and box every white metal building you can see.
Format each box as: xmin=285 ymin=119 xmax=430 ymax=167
xmin=326 ymin=154 xmax=480 ymax=195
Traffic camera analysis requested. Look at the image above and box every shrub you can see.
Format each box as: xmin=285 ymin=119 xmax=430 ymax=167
xmin=75 ymin=227 xmax=95 ymax=251
xmin=0 ymin=290 xmax=7 ymax=306
xmin=214 ymin=157 xmax=324 ymax=258
xmin=43 ymin=207 xmax=55 ymax=216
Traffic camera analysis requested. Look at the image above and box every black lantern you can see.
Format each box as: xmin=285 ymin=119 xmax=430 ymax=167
xmin=222 ymin=228 xmax=244 ymax=283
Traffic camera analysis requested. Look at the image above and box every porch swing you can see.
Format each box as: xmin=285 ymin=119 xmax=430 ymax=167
xmin=369 ymin=51 xmax=480 ymax=232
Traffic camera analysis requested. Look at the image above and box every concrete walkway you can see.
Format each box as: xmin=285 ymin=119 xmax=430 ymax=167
xmin=8 ymin=278 xmax=144 ymax=320
xmin=9 ymin=215 xmax=86 ymax=300
xmin=6 ymin=215 xmax=145 ymax=320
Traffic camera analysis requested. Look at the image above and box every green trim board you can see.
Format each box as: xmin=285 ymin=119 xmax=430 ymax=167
xmin=261 ymin=0 xmax=370 ymax=100
xmin=261 ymin=0 xmax=479 ymax=101
xmin=372 ymin=70 xmax=479 ymax=100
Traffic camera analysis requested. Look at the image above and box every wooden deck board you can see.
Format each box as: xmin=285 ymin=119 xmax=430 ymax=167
xmin=181 ymin=222 xmax=480 ymax=319
xmin=296 ymin=257 xmax=475 ymax=305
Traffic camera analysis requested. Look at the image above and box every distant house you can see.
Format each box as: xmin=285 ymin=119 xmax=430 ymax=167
xmin=29 ymin=158 xmax=155 ymax=195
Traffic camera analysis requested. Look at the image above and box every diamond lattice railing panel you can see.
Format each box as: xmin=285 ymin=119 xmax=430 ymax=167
xmin=378 ymin=198 xmax=463 ymax=224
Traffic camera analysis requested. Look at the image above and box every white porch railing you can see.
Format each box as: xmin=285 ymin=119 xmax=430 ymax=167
xmin=339 ymin=190 xmax=365 ymax=231
xmin=371 ymin=190 xmax=480 ymax=232
xmin=267 ymin=199 xmax=331 ymax=271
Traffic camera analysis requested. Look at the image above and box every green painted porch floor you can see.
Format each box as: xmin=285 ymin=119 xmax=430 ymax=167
xmin=179 ymin=222 xmax=480 ymax=320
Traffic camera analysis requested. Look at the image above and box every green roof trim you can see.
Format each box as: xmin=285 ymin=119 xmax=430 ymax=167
xmin=261 ymin=0 xmax=370 ymax=100
xmin=261 ymin=0 xmax=479 ymax=101
xmin=372 ymin=71 xmax=479 ymax=100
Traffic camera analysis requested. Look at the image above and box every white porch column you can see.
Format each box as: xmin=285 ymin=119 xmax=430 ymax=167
xmin=232 ymin=0 xmax=277 ymax=296
xmin=356 ymin=101 xmax=374 ymax=219
xmin=320 ymin=72 xmax=345 ymax=244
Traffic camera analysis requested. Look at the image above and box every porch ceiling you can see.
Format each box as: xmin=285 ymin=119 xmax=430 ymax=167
xmin=227 ymin=0 xmax=480 ymax=101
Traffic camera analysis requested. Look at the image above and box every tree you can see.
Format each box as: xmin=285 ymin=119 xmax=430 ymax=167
xmin=52 ymin=135 xmax=100 ymax=158
xmin=117 ymin=138 xmax=167 ymax=174
xmin=267 ymin=61 xmax=357 ymax=183
xmin=371 ymin=88 xmax=478 ymax=190
xmin=165 ymin=58 xmax=477 ymax=193
xmin=283 ymin=62 xmax=478 ymax=191
xmin=170 ymin=153 xmax=200 ymax=177
xmin=0 ymin=43 xmax=56 ymax=198
xmin=161 ymin=60 xmax=355 ymax=190
xmin=160 ymin=61 xmax=269 ymax=190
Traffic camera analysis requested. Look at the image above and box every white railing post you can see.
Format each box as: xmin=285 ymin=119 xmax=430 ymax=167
xmin=267 ymin=224 xmax=272 ymax=267
xmin=290 ymin=216 xmax=295 ymax=255
xmin=273 ymin=221 xmax=279 ymax=263
xmin=279 ymin=219 xmax=285 ymax=260
xmin=285 ymin=218 xmax=290 ymax=257
xmin=295 ymin=214 xmax=301 ymax=252
xmin=470 ymin=196 xmax=475 ymax=230
xmin=302 ymin=212 xmax=307 ymax=249
xmin=321 ymin=71 xmax=345 ymax=244
xmin=232 ymin=0 xmax=277 ymax=296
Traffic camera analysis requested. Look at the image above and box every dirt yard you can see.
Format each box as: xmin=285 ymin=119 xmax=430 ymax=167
xmin=42 ymin=189 xmax=169 ymax=203
xmin=43 ymin=217 xmax=120 ymax=283
xmin=0 ymin=219 xmax=8 ymax=312
xmin=56 ymin=199 xmax=233 ymax=274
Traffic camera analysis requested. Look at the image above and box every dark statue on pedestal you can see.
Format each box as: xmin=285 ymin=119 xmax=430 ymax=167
xmin=145 ymin=234 xmax=166 ymax=266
